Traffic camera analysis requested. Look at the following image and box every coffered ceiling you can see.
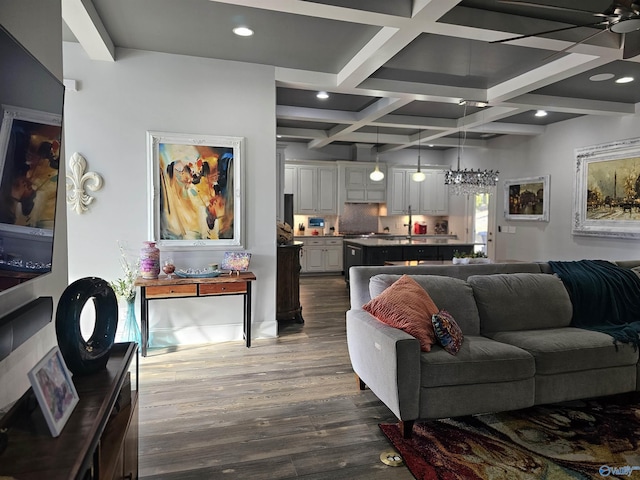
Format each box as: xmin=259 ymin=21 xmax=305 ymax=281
xmin=62 ymin=0 xmax=640 ymax=152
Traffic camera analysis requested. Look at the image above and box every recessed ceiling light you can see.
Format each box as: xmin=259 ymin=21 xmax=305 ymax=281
xmin=233 ymin=26 xmax=254 ymax=37
xmin=535 ymin=110 xmax=548 ymax=117
xmin=589 ymin=73 xmax=614 ymax=82
xmin=616 ymin=76 xmax=634 ymax=84
xmin=316 ymin=91 xmax=329 ymax=99
xmin=428 ymin=144 xmax=434 ymax=148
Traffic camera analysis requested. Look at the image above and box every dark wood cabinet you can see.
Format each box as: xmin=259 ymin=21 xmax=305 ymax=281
xmin=277 ymin=242 xmax=304 ymax=323
xmin=365 ymin=246 xmax=404 ymax=265
xmin=0 ymin=342 xmax=139 ymax=480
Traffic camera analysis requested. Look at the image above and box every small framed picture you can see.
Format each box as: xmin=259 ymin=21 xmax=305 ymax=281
xmin=221 ymin=251 xmax=251 ymax=273
xmin=28 ymin=346 xmax=79 ymax=437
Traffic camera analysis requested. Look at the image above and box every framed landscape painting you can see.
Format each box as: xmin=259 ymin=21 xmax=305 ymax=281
xmin=147 ymin=131 xmax=244 ymax=248
xmin=504 ymin=175 xmax=550 ymax=222
xmin=573 ymin=137 xmax=640 ymax=238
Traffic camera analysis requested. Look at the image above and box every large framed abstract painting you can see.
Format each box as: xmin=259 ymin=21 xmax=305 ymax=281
xmin=573 ymin=137 xmax=640 ymax=239
xmin=504 ymin=175 xmax=550 ymax=222
xmin=147 ymin=131 xmax=244 ymax=248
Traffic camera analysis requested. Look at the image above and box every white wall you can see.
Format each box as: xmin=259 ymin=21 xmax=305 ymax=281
xmin=0 ymin=0 xmax=68 ymax=408
xmin=63 ymin=44 xmax=277 ymax=346
xmin=470 ymin=114 xmax=640 ymax=262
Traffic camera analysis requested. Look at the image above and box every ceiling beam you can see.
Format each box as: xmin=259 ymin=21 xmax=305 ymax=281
xmin=208 ymin=0 xmax=407 ymax=27
xmin=62 ymin=0 xmax=115 ymax=61
xmin=308 ymin=96 xmax=412 ymax=149
xmin=504 ymin=94 xmax=636 ymax=116
xmin=488 ymin=54 xmax=613 ymax=104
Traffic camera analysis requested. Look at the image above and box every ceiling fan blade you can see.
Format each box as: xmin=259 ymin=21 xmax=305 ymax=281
xmin=496 ymin=1 xmax=604 ymax=16
xmin=490 ymin=21 xmax=607 ymax=44
xmin=538 ymin=28 xmax=608 ymax=63
xmin=623 ymin=29 xmax=640 ymax=58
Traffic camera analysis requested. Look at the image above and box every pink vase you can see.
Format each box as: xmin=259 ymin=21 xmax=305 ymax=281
xmin=140 ymin=241 xmax=160 ymax=279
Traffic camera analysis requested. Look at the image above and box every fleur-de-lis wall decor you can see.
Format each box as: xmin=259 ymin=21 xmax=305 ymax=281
xmin=66 ymin=152 xmax=104 ymax=214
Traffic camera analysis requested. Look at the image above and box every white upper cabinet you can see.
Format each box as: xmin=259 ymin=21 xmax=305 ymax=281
xmin=420 ymin=170 xmax=448 ymax=215
xmin=285 ymin=161 xmax=337 ymax=215
xmin=387 ymin=167 xmax=448 ymax=215
xmin=337 ymin=162 xmax=386 ymax=213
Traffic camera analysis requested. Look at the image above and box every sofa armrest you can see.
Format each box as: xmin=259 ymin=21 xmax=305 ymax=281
xmin=346 ymin=309 xmax=421 ymax=421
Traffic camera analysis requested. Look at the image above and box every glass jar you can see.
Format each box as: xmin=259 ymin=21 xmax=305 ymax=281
xmin=140 ymin=241 xmax=160 ymax=279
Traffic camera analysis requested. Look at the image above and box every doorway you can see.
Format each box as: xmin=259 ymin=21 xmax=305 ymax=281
xmin=468 ymin=188 xmax=496 ymax=260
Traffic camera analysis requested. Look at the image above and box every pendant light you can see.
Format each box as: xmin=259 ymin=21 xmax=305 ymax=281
xmin=369 ymin=126 xmax=384 ymax=182
xmin=412 ymin=129 xmax=426 ymax=182
xmin=444 ymin=103 xmax=498 ymax=195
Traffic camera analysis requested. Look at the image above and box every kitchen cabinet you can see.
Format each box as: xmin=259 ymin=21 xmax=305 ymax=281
xmin=420 ymin=170 xmax=449 ymax=214
xmin=337 ymin=162 xmax=386 ymax=211
xmin=388 ymin=167 xmax=448 ymax=215
xmin=298 ymin=237 xmax=343 ymax=273
xmin=286 ymin=161 xmax=337 ymax=214
xmin=343 ymin=238 xmax=475 ymax=283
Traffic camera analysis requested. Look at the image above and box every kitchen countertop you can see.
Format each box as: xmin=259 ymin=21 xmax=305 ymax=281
xmin=343 ymin=237 xmax=477 ymax=246
xmin=294 ymin=234 xmax=459 ymax=240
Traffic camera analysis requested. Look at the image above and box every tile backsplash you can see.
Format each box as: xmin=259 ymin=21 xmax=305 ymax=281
xmin=292 ymin=204 xmax=450 ymax=236
xmin=338 ymin=204 xmax=379 ymax=233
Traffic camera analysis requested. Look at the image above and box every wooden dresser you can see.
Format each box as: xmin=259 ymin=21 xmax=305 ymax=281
xmin=276 ymin=242 xmax=304 ymax=323
xmin=0 ymin=342 xmax=139 ymax=479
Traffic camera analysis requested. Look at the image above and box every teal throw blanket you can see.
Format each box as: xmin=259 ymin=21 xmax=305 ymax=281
xmin=549 ymin=260 xmax=640 ymax=350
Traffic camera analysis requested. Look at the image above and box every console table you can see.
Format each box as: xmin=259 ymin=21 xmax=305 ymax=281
xmin=135 ymin=272 xmax=256 ymax=356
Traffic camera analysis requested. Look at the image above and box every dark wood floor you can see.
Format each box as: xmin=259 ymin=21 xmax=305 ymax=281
xmin=138 ymin=275 xmax=414 ymax=479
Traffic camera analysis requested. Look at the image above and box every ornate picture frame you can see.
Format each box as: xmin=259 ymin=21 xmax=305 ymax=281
xmin=573 ymin=137 xmax=640 ymax=238
xmin=147 ymin=131 xmax=244 ymax=248
xmin=504 ymin=175 xmax=550 ymax=222
xmin=28 ymin=346 xmax=79 ymax=437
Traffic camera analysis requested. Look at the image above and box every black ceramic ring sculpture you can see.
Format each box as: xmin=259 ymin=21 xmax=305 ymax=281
xmin=55 ymin=277 xmax=118 ymax=375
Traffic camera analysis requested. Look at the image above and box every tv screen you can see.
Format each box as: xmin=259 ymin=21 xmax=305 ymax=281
xmin=0 ymin=24 xmax=64 ymax=293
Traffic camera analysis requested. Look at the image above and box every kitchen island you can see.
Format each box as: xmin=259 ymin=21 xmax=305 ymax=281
xmin=343 ymin=237 xmax=476 ymax=283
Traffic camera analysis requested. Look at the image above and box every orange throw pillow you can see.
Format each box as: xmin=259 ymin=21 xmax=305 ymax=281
xmin=363 ymin=274 xmax=439 ymax=351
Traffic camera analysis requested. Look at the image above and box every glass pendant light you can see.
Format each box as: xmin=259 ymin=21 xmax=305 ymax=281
xmin=412 ymin=129 xmax=426 ymax=182
xmin=370 ymin=126 xmax=385 ymax=181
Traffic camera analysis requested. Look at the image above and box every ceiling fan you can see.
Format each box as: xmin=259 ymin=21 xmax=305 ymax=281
xmin=491 ymin=0 xmax=640 ymax=59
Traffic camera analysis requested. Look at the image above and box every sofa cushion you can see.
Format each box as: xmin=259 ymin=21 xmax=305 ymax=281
xmin=431 ymin=310 xmax=463 ymax=355
xmin=363 ymin=275 xmax=438 ymax=351
xmin=420 ymin=335 xmax=534 ymax=388
xmin=468 ymin=273 xmax=572 ymax=333
xmin=489 ymin=327 xmax=639 ymax=375
xmin=369 ymin=274 xmax=481 ymax=334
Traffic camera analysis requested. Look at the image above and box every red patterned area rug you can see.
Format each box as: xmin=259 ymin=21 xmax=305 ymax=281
xmin=380 ymin=393 xmax=640 ymax=479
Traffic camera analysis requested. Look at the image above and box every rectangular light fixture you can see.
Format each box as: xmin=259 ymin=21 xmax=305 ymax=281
xmin=458 ymin=99 xmax=488 ymax=108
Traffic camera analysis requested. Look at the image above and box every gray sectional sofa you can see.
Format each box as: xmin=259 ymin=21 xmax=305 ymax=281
xmin=346 ymin=260 xmax=640 ymax=438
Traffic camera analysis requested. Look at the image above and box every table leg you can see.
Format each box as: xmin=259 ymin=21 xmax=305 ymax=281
xmin=245 ymin=282 xmax=252 ymax=348
xmin=140 ymin=287 xmax=148 ymax=357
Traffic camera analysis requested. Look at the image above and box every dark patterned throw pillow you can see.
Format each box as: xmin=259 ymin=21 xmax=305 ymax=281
xmin=431 ymin=310 xmax=464 ymax=355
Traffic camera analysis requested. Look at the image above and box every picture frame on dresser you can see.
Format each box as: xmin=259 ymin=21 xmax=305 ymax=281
xmin=147 ymin=131 xmax=244 ymax=248
xmin=573 ymin=137 xmax=640 ymax=238
xmin=504 ymin=175 xmax=550 ymax=222
xmin=27 ymin=346 xmax=79 ymax=437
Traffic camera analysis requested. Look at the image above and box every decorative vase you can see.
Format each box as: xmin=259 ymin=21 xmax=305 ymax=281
xmin=121 ymin=297 xmax=141 ymax=345
xmin=140 ymin=241 xmax=160 ymax=279
xmin=56 ymin=277 xmax=118 ymax=375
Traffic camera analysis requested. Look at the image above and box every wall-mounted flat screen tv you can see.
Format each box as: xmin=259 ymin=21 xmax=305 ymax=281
xmin=0 ymin=24 xmax=64 ymax=293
